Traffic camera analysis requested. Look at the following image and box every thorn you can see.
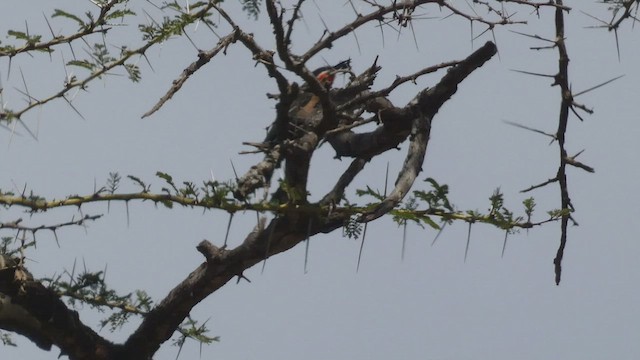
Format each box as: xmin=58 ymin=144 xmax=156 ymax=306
xmin=304 ymin=218 xmax=312 ymax=274
xmin=236 ymin=272 xmax=251 ymax=284
xmin=510 ymin=69 xmax=555 ymax=78
xmin=351 ymin=28 xmax=362 ymax=55
xmin=230 ymin=159 xmax=239 ymax=181
xmin=125 ymin=201 xmax=130 ymax=228
xmin=508 ymin=30 xmax=555 ymax=43
xmin=223 ymin=212 xmax=234 ymax=247
xmin=573 ymin=74 xmax=624 ymax=97
xmin=501 ymin=231 xmax=508 ymax=258
xmin=383 ymin=162 xmax=389 ymax=198
xmin=614 ymin=28 xmax=621 ymax=62
xmin=503 ymin=120 xmax=556 ymax=140
xmin=261 ymin=217 xmax=278 ymax=274
xmin=401 ymin=222 xmax=407 ymax=261
xmin=464 ymin=222 xmax=472 ymax=263
xmin=431 ymin=221 xmax=446 ymax=246
xmin=356 ymin=222 xmax=368 ymax=273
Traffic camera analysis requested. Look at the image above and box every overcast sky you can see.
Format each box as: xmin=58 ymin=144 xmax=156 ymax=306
xmin=1 ymin=1 xmax=639 ymax=359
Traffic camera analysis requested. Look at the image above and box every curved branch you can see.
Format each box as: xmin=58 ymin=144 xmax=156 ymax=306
xmin=320 ymin=157 xmax=370 ymax=206
xmin=361 ymin=111 xmax=431 ymax=222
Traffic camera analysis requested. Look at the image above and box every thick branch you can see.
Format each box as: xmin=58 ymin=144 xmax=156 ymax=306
xmin=0 ymin=256 xmax=121 ymax=360
xmin=327 ymin=41 xmax=498 ymax=159
xmin=361 ymin=112 xmax=432 ymax=222
xmin=122 ymin=209 xmax=349 ymax=358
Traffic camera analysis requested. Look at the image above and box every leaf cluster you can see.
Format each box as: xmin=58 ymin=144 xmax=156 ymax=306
xmin=43 ymin=267 xmax=153 ymax=332
xmin=353 ymin=177 xmax=562 ymax=235
xmin=173 ymin=317 xmax=219 ymax=355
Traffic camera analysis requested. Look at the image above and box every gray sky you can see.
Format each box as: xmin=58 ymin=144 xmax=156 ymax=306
xmin=1 ymin=1 xmax=639 ymax=359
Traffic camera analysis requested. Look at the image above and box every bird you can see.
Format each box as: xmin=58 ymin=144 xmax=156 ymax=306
xmin=295 ymin=59 xmax=351 ymax=118
xmin=260 ymin=59 xmax=352 ymax=146
xmin=312 ymin=59 xmax=352 ymax=88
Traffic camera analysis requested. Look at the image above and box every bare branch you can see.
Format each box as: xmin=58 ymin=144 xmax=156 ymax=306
xmin=142 ymin=31 xmax=240 ymax=118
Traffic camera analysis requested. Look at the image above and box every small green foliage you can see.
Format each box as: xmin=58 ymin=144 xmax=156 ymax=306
xmin=356 ymin=185 xmax=385 ymax=202
xmin=393 ymin=197 xmax=421 ymax=227
xmin=157 ymin=171 xmax=179 ymax=193
xmin=466 ymin=210 xmax=481 ymax=220
xmin=44 ymin=268 xmax=153 ymax=332
xmin=488 ymin=188 xmax=504 ymax=215
xmin=180 ymin=181 xmax=199 ymax=198
xmin=0 ymin=237 xmax=13 ymax=254
xmin=100 ymin=308 xmax=133 ymax=332
xmin=26 ymin=191 xmax=46 ymax=204
xmin=124 ymin=63 xmax=141 ymax=82
xmin=52 ymin=9 xmax=86 ymax=29
xmin=134 ymin=290 xmax=153 ymax=313
xmin=67 ymin=59 xmax=95 ymax=71
xmin=523 ymin=197 xmax=535 ymax=220
xmin=201 ymin=180 xmax=235 ymax=206
xmin=389 ymin=178 xmax=453 ymax=230
xmin=127 ymin=175 xmax=150 ymax=192
xmin=173 ymin=317 xmax=220 ymax=355
xmin=138 ymin=2 xmax=217 ymax=43
xmin=104 ymin=9 xmax=136 ymax=22
xmin=413 ymin=178 xmax=454 ymax=211
xmin=240 ymin=0 xmax=262 ymax=19
xmin=161 ymin=1 xmax=183 ymax=11
xmin=343 ymin=216 xmax=363 ymax=239
xmin=91 ymin=43 xmax=116 ymax=67
xmin=486 ymin=188 xmax=517 ymax=229
xmin=272 ymin=179 xmax=308 ymax=204
xmin=66 ymin=43 xmax=116 ymax=76
xmin=106 ymin=172 xmax=121 ymax=194
xmin=0 ymin=189 xmax=15 ymax=198
xmin=0 ymin=236 xmax=36 ymax=256
xmin=0 ymin=44 xmax=16 ymax=54
xmin=547 ymin=208 xmax=572 ymax=219
xmin=7 ymin=30 xmax=43 ymax=46
xmin=98 ymin=290 xmax=152 ymax=332
xmin=179 ymin=317 xmax=220 ymax=344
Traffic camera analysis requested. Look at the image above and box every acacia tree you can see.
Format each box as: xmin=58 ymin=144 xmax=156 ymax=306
xmin=0 ymin=0 xmax=635 ymax=359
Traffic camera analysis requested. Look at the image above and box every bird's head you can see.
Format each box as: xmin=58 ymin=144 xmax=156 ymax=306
xmin=312 ymin=59 xmax=351 ymax=88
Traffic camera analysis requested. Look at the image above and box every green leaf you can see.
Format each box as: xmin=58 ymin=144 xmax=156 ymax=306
xmin=240 ymin=0 xmax=262 ymax=19
xmin=127 ymin=175 xmax=148 ymax=191
xmin=344 ymin=216 xmax=363 ymax=239
xmin=124 ymin=63 xmax=141 ymax=82
xmin=67 ymin=59 xmax=96 ymax=71
xmin=106 ymin=172 xmax=121 ymax=194
xmin=52 ymin=9 xmax=86 ymax=28
xmin=7 ymin=30 xmax=28 ymax=41
xmin=355 ymin=185 xmax=384 ymax=201
xmin=156 ymin=171 xmax=179 ymax=194
xmin=420 ymin=215 xmax=440 ymax=230
xmin=523 ymin=197 xmax=535 ymax=219
xmin=156 ymin=171 xmax=173 ymax=184
xmin=105 ymin=9 xmax=136 ymax=21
